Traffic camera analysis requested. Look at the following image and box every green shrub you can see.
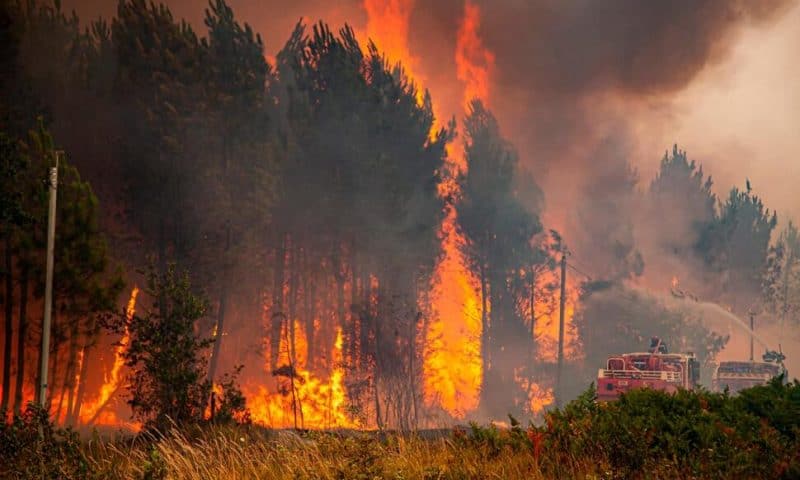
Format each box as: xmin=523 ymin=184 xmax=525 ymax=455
xmin=0 ymin=403 xmax=89 ymax=479
xmin=536 ymin=379 xmax=800 ymax=479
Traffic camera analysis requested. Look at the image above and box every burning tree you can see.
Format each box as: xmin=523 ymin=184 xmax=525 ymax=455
xmin=457 ymin=100 xmax=548 ymax=418
xmin=243 ymin=22 xmax=450 ymax=430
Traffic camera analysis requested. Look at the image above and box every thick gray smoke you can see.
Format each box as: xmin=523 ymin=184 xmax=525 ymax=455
xmin=404 ymin=0 xmax=796 ymax=281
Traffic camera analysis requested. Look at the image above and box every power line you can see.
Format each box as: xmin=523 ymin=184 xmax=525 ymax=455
xmin=567 ymin=262 xmax=593 ymax=281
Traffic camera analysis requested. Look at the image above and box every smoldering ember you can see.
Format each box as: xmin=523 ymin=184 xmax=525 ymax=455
xmin=1 ymin=1 xmax=799 ymax=479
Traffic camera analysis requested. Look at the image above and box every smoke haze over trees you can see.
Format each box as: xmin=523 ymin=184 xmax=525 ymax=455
xmin=1 ymin=0 xmax=798 ymax=428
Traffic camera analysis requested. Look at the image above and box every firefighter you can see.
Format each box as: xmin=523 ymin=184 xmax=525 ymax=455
xmin=650 ymin=337 xmax=668 ymax=354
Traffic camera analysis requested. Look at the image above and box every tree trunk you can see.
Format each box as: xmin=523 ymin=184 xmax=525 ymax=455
xmin=332 ymin=245 xmax=347 ymax=366
xmin=360 ymin=269 xmax=371 ymax=372
xmin=208 ymin=223 xmax=231 ymax=384
xmin=347 ymin=248 xmax=357 ymax=366
xmin=2 ymin=237 xmax=14 ymax=412
xmin=56 ymin=321 xmax=79 ymax=424
xmin=13 ymin=266 xmax=28 ymax=414
xmin=302 ymin=248 xmax=316 ymax=371
xmin=287 ymin=237 xmax=299 ymax=368
xmin=527 ymin=265 xmax=538 ymax=406
xmin=409 ymin=310 xmax=420 ymax=430
xmin=63 ymin=316 xmax=81 ymax=425
xmin=270 ymin=232 xmax=286 ymax=369
xmin=479 ymin=262 xmax=489 ymax=396
xmin=371 ymin=281 xmax=384 ymax=431
xmin=46 ymin=308 xmax=59 ymax=414
xmin=71 ymin=336 xmax=92 ymax=425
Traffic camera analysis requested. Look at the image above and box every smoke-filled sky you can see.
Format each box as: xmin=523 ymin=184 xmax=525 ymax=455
xmin=64 ymin=0 xmax=800 ymax=228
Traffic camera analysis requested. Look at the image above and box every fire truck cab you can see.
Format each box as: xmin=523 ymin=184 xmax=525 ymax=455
xmin=596 ymin=338 xmax=701 ymax=401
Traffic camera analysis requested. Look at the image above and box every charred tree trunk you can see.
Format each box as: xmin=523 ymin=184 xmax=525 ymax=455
xmin=55 ymin=315 xmax=79 ymax=424
xmin=409 ymin=310 xmax=421 ymax=430
xmin=46 ymin=308 xmax=59 ymax=414
xmin=360 ymin=268 xmax=371 ymax=372
xmin=287 ymin=237 xmax=299 ymax=367
xmin=372 ymin=311 xmax=383 ymax=431
xmin=332 ymin=245 xmax=347 ymax=368
xmin=13 ymin=266 xmax=28 ymax=414
xmin=2 ymin=237 xmax=13 ymax=412
xmin=302 ymin=248 xmax=316 ymax=370
xmin=62 ymin=318 xmax=81 ymax=425
xmin=208 ymin=223 xmax=231 ymax=384
xmin=270 ymin=232 xmax=286 ymax=369
xmin=478 ymin=261 xmax=489 ymax=404
xmin=347 ymin=248 xmax=357 ymax=366
xmin=71 ymin=336 xmax=92 ymax=425
xmin=526 ymin=265 xmax=538 ymax=404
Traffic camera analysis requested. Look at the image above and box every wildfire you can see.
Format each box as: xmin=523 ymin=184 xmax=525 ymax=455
xmin=247 ymin=321 xmax=356 ymax=429
xmin=532 ymin=273 xmax=580 ymax=362
xmin=80 ymin=286 xmax=138 ymax=426
xmin=421 ymin=0 xmax=499 ymax=420
xmin=515 ymin=367 xmax=555 ymax=415
xmin=423 ymin=218 xmax=483 ymax=418
xmin=362 ymin=0 xmax=425 ymax=105
xmin=455 ymin=1 xmax=494 ymax=109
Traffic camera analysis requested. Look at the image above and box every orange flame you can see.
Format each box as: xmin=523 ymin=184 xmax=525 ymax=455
xmin=246 ymin=321 xmax=356 ymax=429
xmin=532 ymin=271 xmax=580 ymax=362
xmin=515 ymin=367 xmax=555 ymax=415
xmin=80 ymin=286 xmax=138 ymax=426
xmin=422 ymin=0 xmax=498 ymax=420
xmin=455 ymin=0 xmax=494 ymax=108
xmin=362 ymin=0 xmax=423 ymax=103
xmin=423 ymin=215 xmax=483 ymax=418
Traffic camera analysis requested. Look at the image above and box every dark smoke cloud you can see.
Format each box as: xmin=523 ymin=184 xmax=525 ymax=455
xmin=409 ymin=0 xmax=794 ymax=277
xmin=477 ymin=0 xmax=792 ymax=95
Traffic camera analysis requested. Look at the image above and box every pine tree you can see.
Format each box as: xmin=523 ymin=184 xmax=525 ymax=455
xmin=697 ymin=183 xmax=778 ymax=311
xmin=200 ymin=0 xmax=274 ymax=385
xmin=457 ymin=100 xmax=544 ymax=417
xmin=648 ymin=144 xmax=716 ymax=257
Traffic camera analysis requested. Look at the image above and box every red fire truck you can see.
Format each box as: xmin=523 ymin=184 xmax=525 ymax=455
xmin=712 ymin=350 xmax=787 ymax=394
xmin=596 ymin=337 xmax=701 ymax=401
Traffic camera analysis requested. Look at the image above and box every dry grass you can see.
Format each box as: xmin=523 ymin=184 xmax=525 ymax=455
xmin=81 ymin=426 xmax=595 ymax=479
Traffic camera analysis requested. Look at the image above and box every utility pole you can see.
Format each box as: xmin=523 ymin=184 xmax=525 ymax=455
xmin=529 ymin=265 xmax=536 ymax=342
xmin=39 ymin=151 xmax=60 ymax=408
xmin=749 ymin=311 xmax=755 ymax=362
xmin=555 ymin=253 xmax=567 ymax=408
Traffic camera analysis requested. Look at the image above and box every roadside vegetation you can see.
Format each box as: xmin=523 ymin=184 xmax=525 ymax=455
xmin=3 ymin=378 xmax=798 ymax=479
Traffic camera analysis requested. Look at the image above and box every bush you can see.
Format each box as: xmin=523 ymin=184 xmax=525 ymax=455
xmin=536 ymin=378 xmax=800 ymax=479
xmin=0 ymin=403 xmax=89 ymax=479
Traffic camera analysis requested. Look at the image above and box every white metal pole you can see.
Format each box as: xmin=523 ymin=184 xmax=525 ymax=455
xmin=39 ymin=151 xmax=60 ymax=408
